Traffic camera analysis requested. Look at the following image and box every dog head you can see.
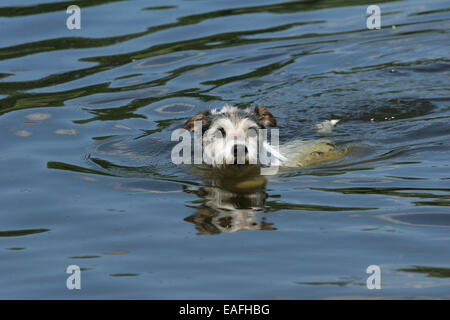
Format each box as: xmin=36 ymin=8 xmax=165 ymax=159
xmin=183 ymin=105 xmax=277 ymax=167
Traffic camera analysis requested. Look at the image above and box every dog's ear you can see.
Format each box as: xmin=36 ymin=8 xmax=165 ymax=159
xmin=254 ymin=106 xmax=277 ymax=127
xmin=183 ymin=110 xmax=211 ymax=131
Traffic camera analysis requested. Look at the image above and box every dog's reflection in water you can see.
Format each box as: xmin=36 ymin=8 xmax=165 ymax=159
xmin=183 ymin=166 xmax=276 ymax=235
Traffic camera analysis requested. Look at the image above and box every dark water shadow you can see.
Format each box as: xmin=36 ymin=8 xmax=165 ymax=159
xmin=396 ymin=266 xmax=450 ymax=278
xmin=0 ymin=228 xmax=50 ymax=237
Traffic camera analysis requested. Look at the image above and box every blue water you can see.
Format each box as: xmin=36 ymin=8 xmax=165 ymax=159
xmin=0 ymin=0 xmax=449 ymax=299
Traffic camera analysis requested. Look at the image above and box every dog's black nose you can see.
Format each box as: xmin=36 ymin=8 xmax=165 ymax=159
xmin=232 ymin=144 xmax=248 ymax=156
xmin=232 ymin=144 xmax=248 ymax=164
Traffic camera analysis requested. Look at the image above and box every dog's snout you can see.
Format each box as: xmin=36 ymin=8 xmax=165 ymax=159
xmin=232 ymin=144 xmax=248 ymax=157
xmin=232 ymin=144 xmax=249 ymax=164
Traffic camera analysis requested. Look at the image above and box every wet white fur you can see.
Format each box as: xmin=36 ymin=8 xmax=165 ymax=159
xmin=202 ymin=105 xmax=339 ymax=168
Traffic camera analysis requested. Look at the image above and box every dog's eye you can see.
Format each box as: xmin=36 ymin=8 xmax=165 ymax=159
xmin=218 ymin=128 xmax=226 ymax=137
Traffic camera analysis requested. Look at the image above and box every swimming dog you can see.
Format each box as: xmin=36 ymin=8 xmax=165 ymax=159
xmin=182 ymin=105 xmax=347 ymax=170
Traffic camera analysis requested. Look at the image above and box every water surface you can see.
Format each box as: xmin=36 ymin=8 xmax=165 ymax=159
xmin=0 ymin=0 xmax=449 ymax=299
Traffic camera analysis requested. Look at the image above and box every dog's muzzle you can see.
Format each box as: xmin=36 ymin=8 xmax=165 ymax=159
xmin=232 ymin=144 xmax=249 ymax=165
